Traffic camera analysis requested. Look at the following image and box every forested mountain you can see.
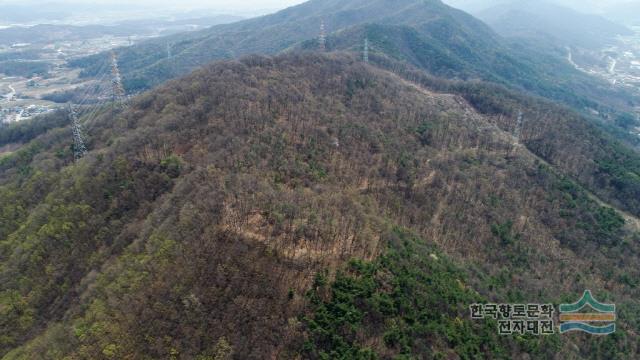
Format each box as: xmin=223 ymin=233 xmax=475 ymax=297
xmin=72 ymin=0 xmax=498 ymax=91
xmin=1 ymin=52 xmax=640 ymax=359
xmin=65 ymin=0 xmax=640 ymax=153
xmin=70 ymin=0 xmax=637 ymax=122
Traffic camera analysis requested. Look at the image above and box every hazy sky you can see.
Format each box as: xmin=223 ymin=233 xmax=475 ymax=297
xmin=0 ymin=0 xmax=634 ymax=10
xmin=442 ymin=0 xmax=637 ymax=14
xmin=0 ymin=0 xmax=307 ymax=13
xmin=1 ymin=0 xmax=637 ymax=23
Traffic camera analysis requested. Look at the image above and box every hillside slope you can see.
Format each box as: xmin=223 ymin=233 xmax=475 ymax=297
xmin=73 ymin=0 xmax=498 ymax=91
xmin=1 ymin=53 xmax=640 ymax=358
xmin=69 ymin=0 xmax=638 ymax=140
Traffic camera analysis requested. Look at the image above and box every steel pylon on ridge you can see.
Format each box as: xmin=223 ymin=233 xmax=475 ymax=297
xmin=68 ymin=104 xmax=88 ymax=160
xmin=364 ymin=37 xmax=369 ymax=63
xmin=110 ymin=51 xmax=127 ymax=107
xmin=319 ymin=20 xmax=326 ymax=51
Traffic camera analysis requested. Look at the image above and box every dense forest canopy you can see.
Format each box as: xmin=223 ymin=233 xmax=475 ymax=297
xmin=64 ymin=0 xmax=639 ymax=154
xmin=0 ymin=53 xmax=639 ymax=358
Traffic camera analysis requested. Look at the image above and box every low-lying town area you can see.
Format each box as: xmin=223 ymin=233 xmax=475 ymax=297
xmin=567 ymin=25 xmax=640 ymax=137
xmin=569 ymin=26 xmax=640 ymax=95
xmin=0 ymin=16 xmax=242 ymax=124
xmin=612 ymin=26 xmax=640 ymax=137
xmin=0 ymin=35 xmax=133 ymax=124
xmin=1 ymin=73 xmax=68 ymax=123
xmin=605 ymin=26 xmax=640 ymax=93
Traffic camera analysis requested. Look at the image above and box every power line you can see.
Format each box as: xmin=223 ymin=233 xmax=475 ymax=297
xmin=75 ymin=61 xmax=111 ymax=108
xmin=319 ymin=20 xmax=326 ymax=51
xmin=61 ymin=50 xmax=123 ymax=162
xmin=110 ymin=50 xmax=127 ymax=109
xmin=68 ymin=103 xmax=88 ymax=160
xmin=363 ymin=37 xmax=369 ymax=63
xmin=65 ymin=51 xmax=117 ymax=161
xmin=514 ymin=109 xmax=524 ymax=143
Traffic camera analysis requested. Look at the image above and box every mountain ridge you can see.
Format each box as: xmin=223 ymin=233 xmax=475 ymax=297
xmin=1 ymin=52 xmax=639 ymax=358
xmin=67 ymin=0 xmax=638 ymax=142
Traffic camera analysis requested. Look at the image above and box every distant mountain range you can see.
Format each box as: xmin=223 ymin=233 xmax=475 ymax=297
xmin=0 ymin=16 xmax=244 ymax=46
xmin=71 ymin=0 xmax=506 ymax=90
xmin=69 ymin=0 xmax=637 ymax=133
xmin=476 ymin=1 xmax=633 ymax=49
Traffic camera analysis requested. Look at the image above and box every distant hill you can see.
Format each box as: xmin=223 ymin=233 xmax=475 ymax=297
xmin=477 ymin=0 xmax=633 ymax=49
xmin=2 ymin=52 xmax=640 ymax=358
xmin=72 ymin=0 xmax=499 ymax=90
xmin=71 ymin=0 xmax=637 ymax=130
xmin=0 ymin=16 xmax=244 ymax=46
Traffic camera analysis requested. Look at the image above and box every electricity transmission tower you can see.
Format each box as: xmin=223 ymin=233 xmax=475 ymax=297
xmin=363 ymin=38 xmax=369 ymax=63
xmin=110 ymin=51 xmax=126 ymax=108
xmin=319 ymin=20 xmax=326 ymax=51
xmin=68 ymin=104 xmax=88 ymax=160
xmin=514 ymin=110 xmax=524 ymax=144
